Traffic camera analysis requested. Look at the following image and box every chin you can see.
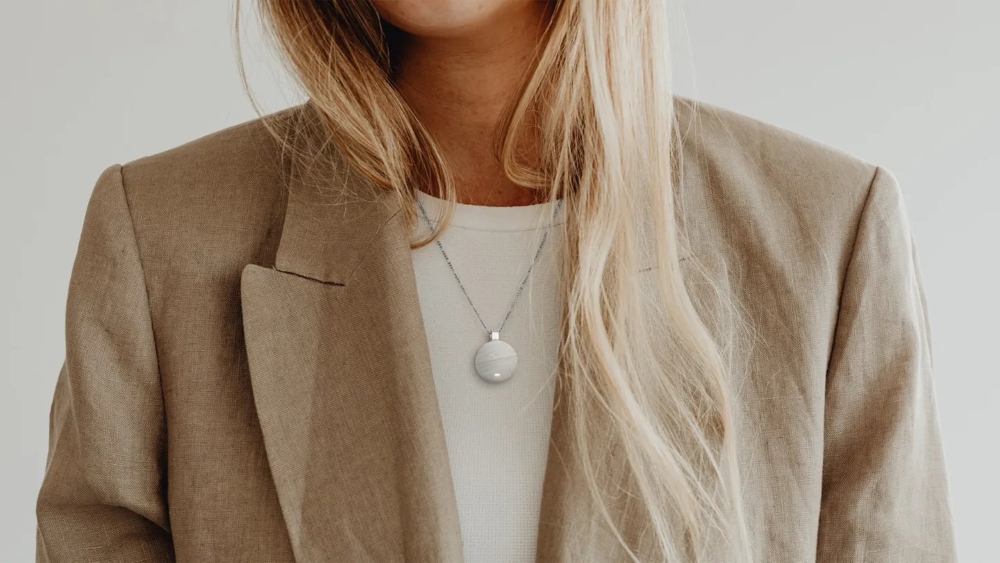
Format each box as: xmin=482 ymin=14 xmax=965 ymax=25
xmin=372 ymin=0 xmax=537 ymax=38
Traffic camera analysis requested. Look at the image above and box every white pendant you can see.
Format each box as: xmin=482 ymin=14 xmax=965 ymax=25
xmin=474 ymin=331 xmax=518 ymax=383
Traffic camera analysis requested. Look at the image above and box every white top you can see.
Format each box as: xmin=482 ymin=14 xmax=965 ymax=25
xmin=409 ymin=189 xmax=565 ymax=563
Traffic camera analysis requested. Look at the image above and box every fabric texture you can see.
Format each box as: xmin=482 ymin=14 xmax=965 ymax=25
xmin=35 ymin=96 xmax=957 ymax=562
xmin=410 ymin=189 xmax=565 ymax=562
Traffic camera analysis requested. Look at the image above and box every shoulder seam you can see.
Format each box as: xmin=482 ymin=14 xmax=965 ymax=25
xmin=115 ymin=164 xmax=168 ymax=457
xmin=825 ymin=164 xmax=881 ymax=379
xmin=839 ymin=165 xmax=881 ymax=298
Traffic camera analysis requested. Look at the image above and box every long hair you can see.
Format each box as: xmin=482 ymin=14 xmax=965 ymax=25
xmin=237 ymin=1 xmax=755 ymax=560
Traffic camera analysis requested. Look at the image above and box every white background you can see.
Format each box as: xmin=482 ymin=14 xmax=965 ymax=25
xmin=2 ymin=1 xmax=997 ymax=560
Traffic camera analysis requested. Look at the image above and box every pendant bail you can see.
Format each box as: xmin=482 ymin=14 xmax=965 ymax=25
xmin=490 ymin=331 xmax=500 ymax=341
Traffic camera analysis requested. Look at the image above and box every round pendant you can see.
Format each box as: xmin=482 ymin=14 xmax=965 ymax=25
xmin=474 ymin=332 xmax=518 ymax=383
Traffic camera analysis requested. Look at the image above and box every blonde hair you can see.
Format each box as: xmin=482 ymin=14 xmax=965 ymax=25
xmin=238 ymin=0 xmax=755 ymax=560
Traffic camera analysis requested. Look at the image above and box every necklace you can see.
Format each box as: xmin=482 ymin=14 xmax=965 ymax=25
xmin=415 ymin=194 xmax=564 ymax=383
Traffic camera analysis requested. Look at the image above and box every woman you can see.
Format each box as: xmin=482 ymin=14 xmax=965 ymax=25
xmin=35 ymin=0 xmax=957 ymax=561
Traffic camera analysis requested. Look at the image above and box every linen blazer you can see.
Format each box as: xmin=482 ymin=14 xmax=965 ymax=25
xmin=36 ymin=97 xmax=957 ymax=562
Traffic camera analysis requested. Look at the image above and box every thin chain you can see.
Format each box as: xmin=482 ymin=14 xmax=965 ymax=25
xmin=415 ymin=195 xmax=564 ymax=336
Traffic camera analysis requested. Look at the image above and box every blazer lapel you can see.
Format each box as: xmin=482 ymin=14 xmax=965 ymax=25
xmin=239 ymin=116 xmax=463 ymax=561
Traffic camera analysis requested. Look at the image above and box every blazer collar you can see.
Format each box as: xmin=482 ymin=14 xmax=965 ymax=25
xmin=270 ymin=103 xmax=403 ymax=286
xmin=239 ymin=102 xmax=695 ymax=561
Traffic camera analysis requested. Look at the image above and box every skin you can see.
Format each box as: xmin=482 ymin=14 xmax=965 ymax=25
xmin=371 ymin=0 xmax=553 ymax=206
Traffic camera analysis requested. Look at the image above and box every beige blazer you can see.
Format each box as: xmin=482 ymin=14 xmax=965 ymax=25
xmin=36 ymin=97 xmax=957 ymax=562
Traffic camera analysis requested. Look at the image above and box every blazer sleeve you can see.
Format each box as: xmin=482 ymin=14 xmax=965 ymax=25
xmin=36 ymin=165 xmax=174 ymax=562
xmin=816 ymin=166 xmax=957 ymax=562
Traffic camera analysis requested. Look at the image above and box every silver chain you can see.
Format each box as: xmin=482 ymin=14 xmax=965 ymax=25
xmin=415 ymin=195 xmax=564 ymax=336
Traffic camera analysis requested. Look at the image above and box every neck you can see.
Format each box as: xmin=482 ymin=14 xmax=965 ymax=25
xmin=392 ymin=3 xmax=550 ymax=207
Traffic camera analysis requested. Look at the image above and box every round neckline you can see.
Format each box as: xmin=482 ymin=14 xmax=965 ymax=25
xmin=415 ymin=189 xmax=566 ymax=232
